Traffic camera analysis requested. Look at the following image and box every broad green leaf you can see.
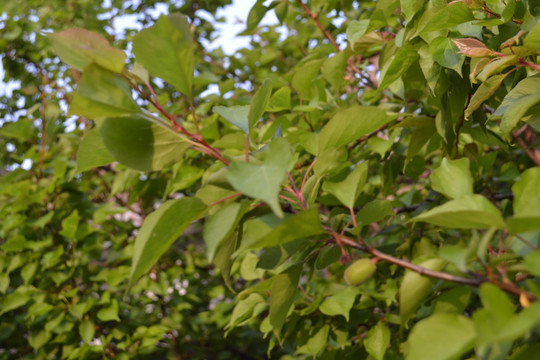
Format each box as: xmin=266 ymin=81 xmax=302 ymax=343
xmin=355 ymin=200 xmax=394 ymax=226
xmin=491 ymin=303 xmax=540 ymax=343
xmin=0 ymin=119 xmax=33 ymax=141
xmin=401 ymin=0 xmax=425 ymax=22
xmin=429 ymin=37 xmax=464 ymax=76
xmin=465 ymin=74 xmax=507 ymax=118
xmin=322 ymin=50 xmax=349 ymax=90
xmin=214 ymin=105 xmax=250 ymax=134
xmin=430 ymin=157 xmax=473 ymax=199
xmin=507 ymin=167 xmax=540 ymax=233
xmin=97 ymin=299 xmax=120 ymax=322
xmin=99 ymin=114 xmax=190 ymax=172
xmin=365 ymin=321 xmax=391 ymax=360
xmin=214 ymin=232 xmax=240 ymax=292
xmin=493 ymin=75 xmax=540 ymax=138
xmin=0 ymin=290 xmax=31 ymax=315
xmin=248 ymin=79 xmax=272 ymax=129
xmin=226 ymin=293 xmax=265 ymax=330
xmin=438 ymin=245 xmax=468 ymax=272
xmin=59 ymin=210 xmax=79 ymax=240
xmin=239 ymin=207 xmax=324 ymax=251
xmin=203 ymin=202 xmax=247 ymax=261
xmin=319 ymin=287 xmax=360 ymax=321
xmin=347 ymin=20 xmax=370 ymax=50
xmin=127 ymin=197 xmax=206 ymax=289
xmin=323 ymin=162 xmax=368 ymax=209
xmin=133 ymin=13 xmax=194 ymax=98
xmin=296 ymin=324 xmax=330 ymax=357
xmin=79 ymin=319 xmax=95 ymax=344
xmin=432 ymin=286 xmax=472 ymax=314
xmin=524 ymin=21 xmax=540 ymax=52
xmin=378 ymin=45 xmax=419 ymax=90
xmin=476 ymin=55 xmax=518 ymax=83
xmin=269 ymin=264 xmax=302 ymax=336
xmin=417 ymin=2 xmax=475 ymax=34
xmin=227 ymin=137 xmax=291 ymax=217
xmin=28 ymin=330 xmax=51 ymax=350
xmin=69 ymin=64 xmax=140 ymax=119
xmin=246 ymin=0 xmax=269 ymax=32
xmin=405 ymin=118 xmax=436 ymax=166
xmin=267 ymin=86 xmax=291 ymax=112
xmin=413 ymin=194 xmax=506 ymax=229
xmin=406 ymin=314 xmax=476 ymax=360
xmin=400 ymin=258 xmax=446 ymax=324
xmin=292 ymin=59 xmax=323 ymax=97
xmin=318 ymin=106 xmax=391 ymax=152
xmin=50 ymin=28 xmax=126 ymax=73
xmin=76 ymin=128 xmax=114 ymax=173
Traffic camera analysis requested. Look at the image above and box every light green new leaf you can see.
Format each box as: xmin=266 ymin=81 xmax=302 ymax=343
xmin=226 ymin=293 xmax=265 ymax=330
xmin=79 ymin=319 xmax=95 ymax=344
xmin=268 ymin=86 xmax=291 ymax=112
xmin=100 ymin=114 xmax=190 ymax=172
xmin=476 ymin=55 xmax=518 ymax=83
xmin=214 ymin=105 xmax=250 ymax=134
xmin=318 ymin=106 xmax=391 ymax=152
xmin=347 ymin=20 xmax=370 ymax=51
xmin=227 ymin=137 xmax=291 ymax=217
xmin=400 ymin=258 xmax=446 ymax=325
xmin=0 ymin=119 xmax=33 ymax=141
xmin=524 ymin=21 xmax=540 ymax=52
xmin=429 ymin=37 xmax=464 ymax=76
xmin=68 ymin=64 xmax=140 ymax=119
xmin=323 ymin=162 xmax=368 ymax=209
xmin=365 ymin=321 xmax=391 ymax=360
xmin=50 ymin=28 xmax=126 ymax=73
xmin=493 ymin=75 xmax=540 ymax=138
xmin=292 ymin=59 xmax=323 ymax=97
xmin=248 ymin=79 xmax=273 ymax=129
xmin=322 ymin=50 xmax=349 ymax=90
xmin=401 ymin=0 xmax=425 ymax=22
xmin=97 ymin=299 xmax=120 ymax=322
xmin=417 ymin=2 xmax=475 ymax=34
xmin=76 ymin=128 xmax=114 ymax=173
xmin=319 ymin=287 xmax=360 ymax=322
xmin=239 ymin=207 xmax=324 ymax=251
xmin=0 ymin=290 xmax=32 ymax=315
xmin=430 ymin=157 xmax=473 ymax=199
xmin=59 ymin=210 xmax=79 ymax=240
xmin=413 ymin=194 xmax=506 ymax=229
xmin=127 ymin=197 xmax=206 ymax=290
xmin=378 ymin=45 xmax=419 ymax=90
xmin=269 ymin=264 xmax=302 ymax=337
xmin=296 ymin=324 xmax=330 ymax=357
xmin=133 ymin=13 xmax=194 ymax=98
xmin=406 ymin=314 xmax=476 ymax=360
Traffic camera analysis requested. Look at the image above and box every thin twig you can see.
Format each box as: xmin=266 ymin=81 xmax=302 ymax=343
xmin=295 ymin=0 xmax=340 ymax=51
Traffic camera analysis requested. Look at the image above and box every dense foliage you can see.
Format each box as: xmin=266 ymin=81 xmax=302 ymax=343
xmin=3 ymin=0 xmax=540 ymax=359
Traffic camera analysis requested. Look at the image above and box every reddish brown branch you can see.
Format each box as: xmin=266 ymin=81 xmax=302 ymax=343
xmin=295 ymin=0 xmax=340 ymax=52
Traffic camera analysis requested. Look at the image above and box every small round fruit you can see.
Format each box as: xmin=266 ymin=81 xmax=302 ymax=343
xmin=344 ymin=258 xmax=376 ymax=286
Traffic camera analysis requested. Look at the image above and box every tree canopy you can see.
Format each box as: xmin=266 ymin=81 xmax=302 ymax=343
xmin=2 ymin=0 xmax=540 ymax=359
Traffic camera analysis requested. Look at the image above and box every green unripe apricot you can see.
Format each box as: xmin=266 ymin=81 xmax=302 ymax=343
xmin=344 ymin=258 xmax=376 ymax=286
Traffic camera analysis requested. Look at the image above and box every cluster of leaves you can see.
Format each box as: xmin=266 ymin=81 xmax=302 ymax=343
xmin=4 ymin=0 xmax=540 ymax=359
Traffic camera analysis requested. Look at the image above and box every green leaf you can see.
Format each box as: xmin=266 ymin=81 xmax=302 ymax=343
xmin=99 ymin=114 xmax=190 ymax=172
xmin=0 ymin=289 xmax=31 ymax=315
xmin=525 ymin=250 xmax=540 ymax=277
xmin=59 ymin=210 xmax=79 ymax=240
xmin=239 ymin=207 xmax=324 ymax=251
xmin=214 ymin=105 xmax=250 ymax=134
xmin=226 ymin=293 xmax=265 ymax=330
xmin=296 ymin=324 xmax=330 ymax=357
xmin=493 ymin=75 xmax=540 ymax=138
xmin=430 ymin=157 xmax=473 ymax=199
xmin=429 ymin=37 xmax=464 ymax=76
xmin=322 ymin=50 xmax=349 ymax=90
xmin=227 ymin=137 xmax=291 ymax=217
xmin=465 ymin=74 xmax=507 ymax=118
xmin=268 ymin=86 xmax=291 ymax=112
xmin=417 ymin=2 xmax=475 ymax=34
xmin=203 ymin=202 xmax=247 ymax=261
xmin=127 ymin=197 xmax=206 ymax=289
xmin=319 ymin=287 xmax=360 ymax=321
xmin=323 ymin=162 xmax=368 ymax=209
xmin=491 ymin=303 xmax=540 ymax=343
xmin=269 ymin=264 xmax=302 ymax=336
xmin=438 ymin=245 xmax=468 ymax=272
xmin=365 ymin=321 xmax=391 ymax=360
xmin=79 ymin=319 xmax=95 ymax=344
xmin=292 ymin=59 xmax=323 ymax=97
xmin=318 ymin=106 xmax=391 ymax=152
xmin=413 ymin=194 xmax=506 ymax=229
xmin=507 ymin=167 xmax=540 ymax=233
xmin=476 ymin=55 xmax=518 ymax=83
xmin=0 ymin=119 xmax=33 ymax=141
xmin=400 ymin=258 xmax=446 ymax=324
xmin=406 ymin=314 xmax=476 ymax=360
xmin=76 ymin=128 xmax=114 ymax=173
xmin=246 ymin=0 xmax=269 ymax=32
xmin=524 ymin=21 xmax=540 ymax=52
xmin=347 ymin=20 xmax=370 ymax=51
xmin=378 ymin=44 xmax=419 ymax=90
xmin=50 ymin=28 xmax=126 ymax=72
xmin=355 ymin=200 xmax=394 ymax=226
xmin=248 ymin=79 xmax=273 ymax=129
xmin=432 ymin=286 xmax=472 ymax=315
xmin=97 ymin=299 xmax=120 ymax=322
xmin=133 ymin=13 xmax=194 ymax=98
xmin=68 ymin=64 xmax=140 ymax=119
xmin=401 ymin=0 xmax=425 ymax=22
